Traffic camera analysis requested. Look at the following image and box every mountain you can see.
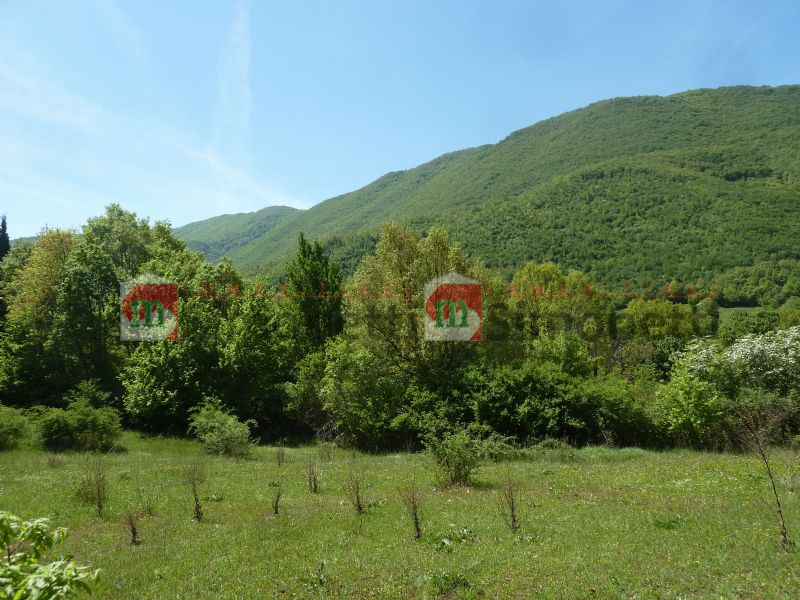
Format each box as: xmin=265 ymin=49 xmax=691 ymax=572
xmin=173 ymin=206 xmax=299 ymax=263
xmin=179 ymin=85 xmax=800 ymax=303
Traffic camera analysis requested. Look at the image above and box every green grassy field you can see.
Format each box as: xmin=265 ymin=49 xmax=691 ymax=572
xmin=2 ymin=432 xmax=799 ymax=598
xmin=718 ymin=306 xmax=762 ymax=325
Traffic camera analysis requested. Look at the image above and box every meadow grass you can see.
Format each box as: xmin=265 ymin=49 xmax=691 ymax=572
xmin=2 ymin=431 xmax=799 ymax=598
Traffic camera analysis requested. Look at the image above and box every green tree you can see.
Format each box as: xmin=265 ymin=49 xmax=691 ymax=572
xmin=718 ymin=309 xmax=779 ymax=345
xmin=0 ymin=241 xmax=33 ymax=327
xmin=0 ymin=511 xmax=99 ymax=598
xmin=509 ymin=261 xmax=613 ymax=368
xmin=82 ymin=204 xmax=153 ymax=278
xmin=218 ymin=290 xmax=295 ymax=437
xmin=0 ymin=230 xmax=76 ymax=405
xmin=318 ymin=337 xmax=410 ymax=449
xmin=286 ymin=232 xmax=343 ymax=349
xmin=620 ymin=299 xmax=694 ymax=342
xmin=779 ymin=297 xmax=800 ymax=328
xmin=693 ymin=298 xmax=719 ymax=336
xmin=47 ymin=240 xmax=121 ymax=392
xmin=343 ymin=223 xmax=497 ymax=389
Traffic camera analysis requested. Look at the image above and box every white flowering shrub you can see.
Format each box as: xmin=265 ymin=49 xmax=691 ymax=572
xmin=653 ymin=327 xmax=800 ymax=447
xmin=723 ymin=326 xmax=800 ymax=395
xmin=672 ymin=326 xmax=800 ymax=398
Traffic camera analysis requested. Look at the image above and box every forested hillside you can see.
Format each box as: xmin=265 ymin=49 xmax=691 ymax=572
xmin=179 ymin=85 xmax=800 ymax=305
xmin=173 ymin=205 xmax=299 ymax=262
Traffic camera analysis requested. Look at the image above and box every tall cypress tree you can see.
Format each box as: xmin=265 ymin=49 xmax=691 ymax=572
xmin=0 ymin=216 xmax=10 ymax=262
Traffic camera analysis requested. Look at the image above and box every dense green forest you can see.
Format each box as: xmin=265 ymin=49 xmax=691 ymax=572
xmin=170 ymin=85 xmax=800 ymax=307
xmin=173 ymin=205 xmax=299 ymax=263
xmin=1 ymin=206 xmax=799 ymax=453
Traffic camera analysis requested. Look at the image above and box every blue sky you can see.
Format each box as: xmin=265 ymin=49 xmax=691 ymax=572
xmin=1 ymin=0 xmax=798 ymax=238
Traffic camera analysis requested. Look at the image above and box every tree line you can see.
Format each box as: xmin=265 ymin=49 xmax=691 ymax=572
xmin=1 ymin=205 xmax=798 ymax=450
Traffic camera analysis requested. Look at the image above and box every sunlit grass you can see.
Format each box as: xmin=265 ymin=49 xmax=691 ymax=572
xmin=2 ymin=431 xmax=799 ymax=598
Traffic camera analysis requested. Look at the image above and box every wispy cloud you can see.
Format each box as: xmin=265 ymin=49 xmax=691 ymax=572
xmin=0 ymin=1 xmax=307 ymax=236
xmin=0 ymin=45 xmax=103 ymax=131
xmin=90 ymin=0 xmax=149 ymax=85
xmin=211 ymin=0 xmax=252 ymax=162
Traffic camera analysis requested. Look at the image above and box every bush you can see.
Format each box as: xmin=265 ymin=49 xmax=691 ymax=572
xmin=424 ymin=429 xmax=484 ymax=486
xmin=651 ymin=368 xmax=729 ymax=449
xmin=63 ymin=379 xmax=113 ymax=409
xmin=37 ymin=401 xmax=122 ymax=452
xmin=0 ymin=405 xmax=28 ymax=450
xmin=318 ymin=338 xmax=410 ymax=450
xmin=189 ymin=399 xmax=253 ymax=458
xmin=469 ymin=361 xmax=652 ymax=446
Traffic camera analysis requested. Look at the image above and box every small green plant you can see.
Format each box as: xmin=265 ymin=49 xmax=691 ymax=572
xmin=346 ymin=468 xmax=366 ymax=515
xmin=46 ymin=454 xmax=65 ymax=469
xmin=399 ymin=484 xmax=423 ymax=540
xmin=125 ymin=512 xmax=141 ymax=545
xmin=653 ymin=514 xmax=685 ymax=530
xmin=306 ymin=461 xmax=319 ymax=494
xmin=429 ymin=526 xmax=477 ymax=552
xmin=0 ymin=511 xmax=99 ymax=598
xmin=735 ymin=391 xmax=796 ymax=550
xmin=134 ymin=486 xmax=159 ymax=517
xmin=424 ymin=429 xmax=484 ymax=486
xmin=416 ymin=569 xmax=471 ymax=597
xmin=271 ymin=482 xmax=283 ymax=516
xmin=317 ymin=441 xmax=335 ymax=461
xmin=275 ymin=446 xmax=286 ymax=466
xmin=189 ymin=398 xmax=253 ymax=458
xmin=301 ymin=560 xmax=327 ymax=592
xmin=0 ymin=404 xmax=28 ymax=450
xmin=528 ymin=438 xmax=578 ymax=463
xmin=497 ymin=472 xmax=523 ymax=532
xmin=183 ymin=457 xmax=207 ymax=522
xmin=75 ymin=454 xmax=109 ymax=518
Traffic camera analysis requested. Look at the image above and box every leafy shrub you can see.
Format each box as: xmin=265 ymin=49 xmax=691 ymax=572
xmin=723 ymin=326 xmax=800 ymax=396
xmin=576 ymin=375 xmax=652 ymax=447
xmin=651 ymin=368 xmax=729 ymax=448
xmin=529 ymin=332 xmax=595 ymax=377
xmin=0 ymin=405 xmax=28 ymax=450
xmin=318 ymin=338 xmax=410 ymax=450
xmin=189 ymin=399 xmax=253 ymax=458
xmin=37 ymin=401 xmax=121 ymax=452
xmin=469 ymin=361 xmax=651 ymax=446
xmin=0 ymin=511 xmax=99 ymax=598
xmin=63 ymin=379 xmax=113 ymax=409
xmin=718 ymin=309 xmax=779 ymax=346
xmin=424 ymin=429 xmax=484 ymax=486
xmin=37 ymin=409 xmax=74 ymax=452
xmin=649 ymin=335 xmax=685 ymax=381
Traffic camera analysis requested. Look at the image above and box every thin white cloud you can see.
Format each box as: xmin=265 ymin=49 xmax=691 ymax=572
xmin=211 ymin=0 xmax=252 ymax=161
xmin=0 ymin=46 xmax=103 ymax=131
xmin=0 ymin=4 xmax=308 ymax=236
xmin=90 ymin=0 xmax=149 ymax=84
